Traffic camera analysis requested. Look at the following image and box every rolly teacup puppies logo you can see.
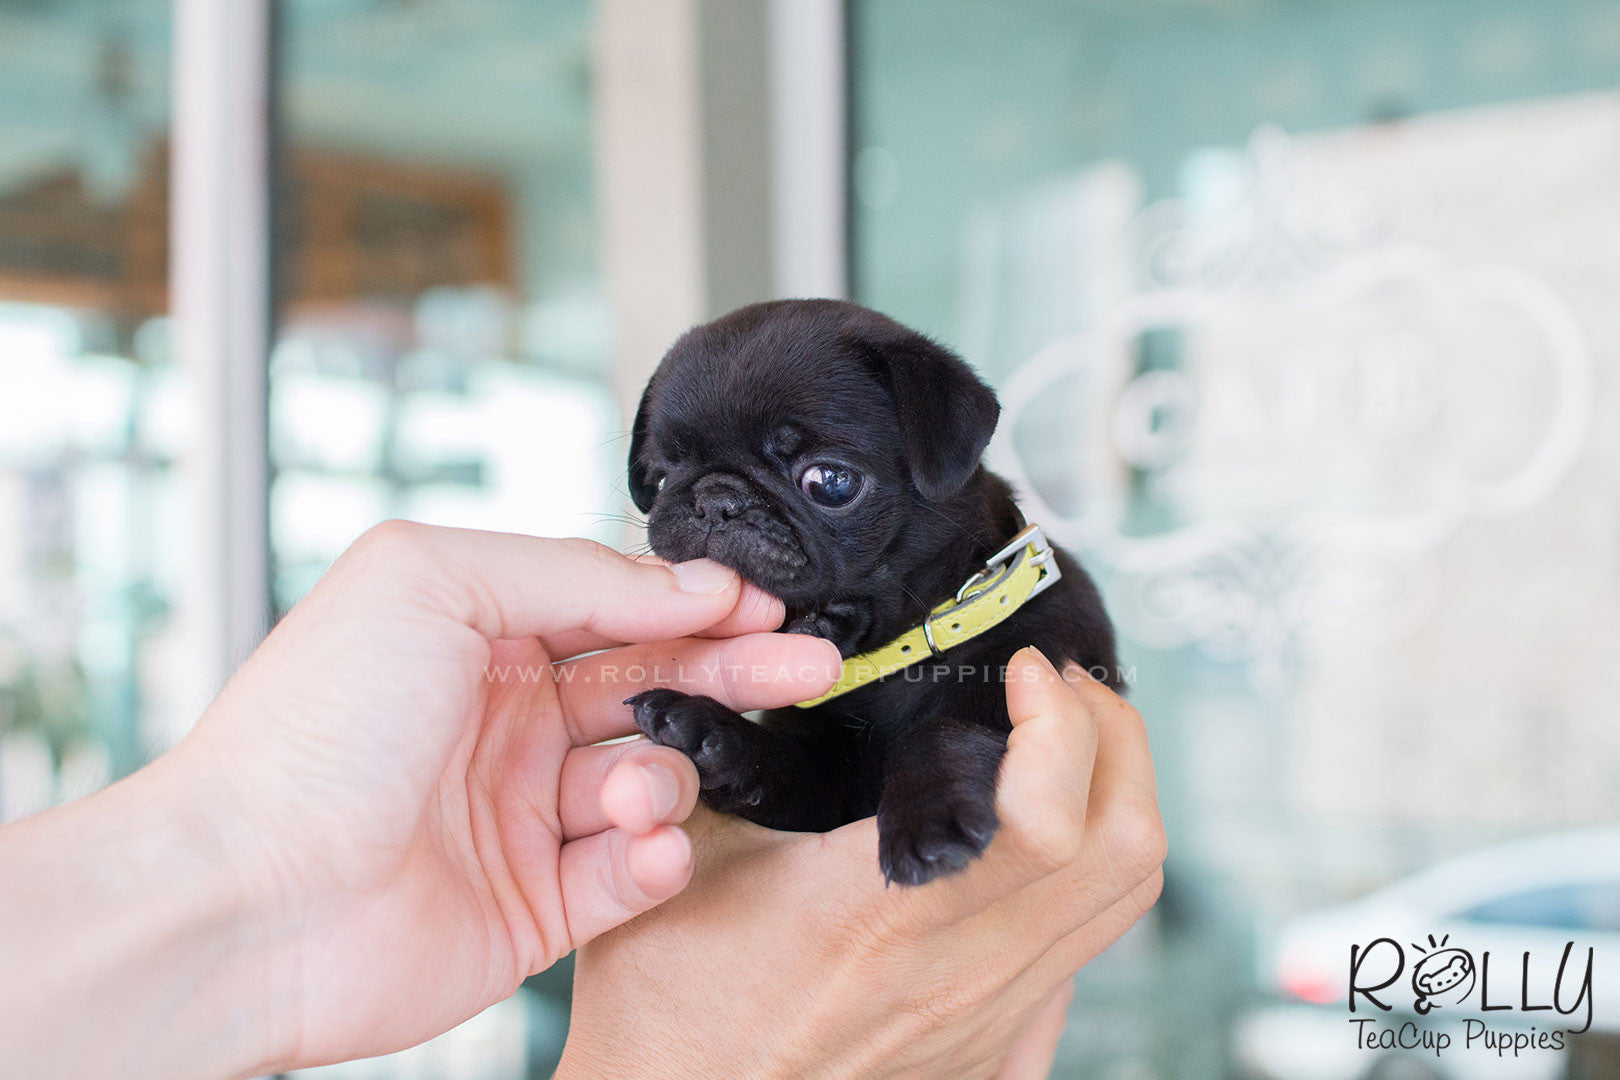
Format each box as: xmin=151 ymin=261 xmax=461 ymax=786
xmin=1348 ymin=932 xmax=1596 ymax=1059
xmin=1409 ymin=934 xmax=1475 ymax=1014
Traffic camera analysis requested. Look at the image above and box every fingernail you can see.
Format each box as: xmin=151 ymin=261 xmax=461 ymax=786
xmin=641 ymin=763 xmax=681 ymax=819
xmin=1021 ymin=645 xmax=1059 ymax=677
xmin=1062 ymin=661 xmax=1087 ymax=684
xmin=670 ymin=558 xmax=736 ymax=594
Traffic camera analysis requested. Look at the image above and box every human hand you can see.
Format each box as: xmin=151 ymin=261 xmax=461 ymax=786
xmin=116 ymin=523 xmax=838 ymax=1074
xmin=557 ymin=648 xmax=1166 ymax=1080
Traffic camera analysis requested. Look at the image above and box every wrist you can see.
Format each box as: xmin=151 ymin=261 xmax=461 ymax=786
xmin=0 ymin=740 xmax=286 ymax=1079
xmin=138 ymin=740 xmax=296 ymax=1076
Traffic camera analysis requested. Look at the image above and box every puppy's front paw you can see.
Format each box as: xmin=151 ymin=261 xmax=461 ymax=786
xmin=782 ymin=600 xmax=871 ymax=651
xmin=783 ymin=609 xmax=839 ymax=639
xmin=626 ymin=689 xmax=765 ymax=812
xmin=877 ymin=791 xmax=999 ymax=887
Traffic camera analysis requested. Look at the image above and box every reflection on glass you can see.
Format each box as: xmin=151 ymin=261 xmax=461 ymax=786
xmin=0 ymin=0 xmax=182 ymax=820
xmin=852 ymin=1 xmax=1620 ymax=1075
xmin=271 ymin=0 xmax=617 ymax=622
xmin=276 ymin=2 xmax=606 ymax=1073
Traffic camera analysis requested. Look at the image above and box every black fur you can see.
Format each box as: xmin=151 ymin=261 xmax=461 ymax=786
xmin=626 ymin=299 xmax=1118 ymax=885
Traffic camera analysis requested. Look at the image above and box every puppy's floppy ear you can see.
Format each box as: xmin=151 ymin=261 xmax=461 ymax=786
xmin=627 ymin=381 xmax=659 ymax=513
xmin=858 ymin=330 xmax=1000 ymax=502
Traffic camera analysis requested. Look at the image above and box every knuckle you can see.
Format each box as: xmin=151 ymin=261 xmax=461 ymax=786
xmin=348 ymin=519 xmax=433 ymax=575
xmin=708 ymin=637 xmax=748 ymax=707
xmin=1114 ymin=699 xmax=1146 ymax=730
xmin=1137 ymin=867 xmax=1166 ymax=912
xmin=738 ymin=583 xmax=782 ymax=625
xmin=559 ymin=535 xmax=613 ymax=562
xmin=356 ymin=518 xmax=423 ymax=554
xmin=556 ymin=538 xmax=625 ymax=606
xmin=558 ymin=536 xmax=626 ymax=578
xmin=1102 ymin=799 xmax=1168 ymax=882
xmin=1005 ymin=804 xmax=1087 ymax=875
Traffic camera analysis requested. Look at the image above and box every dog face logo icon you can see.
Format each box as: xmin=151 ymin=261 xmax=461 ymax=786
xmin=1410 ymin=935 xmax=1475 ymax=1014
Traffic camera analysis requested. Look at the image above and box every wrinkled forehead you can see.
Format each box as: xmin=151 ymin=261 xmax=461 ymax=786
xmin=650 ymin=331 xmax=894 ymax=461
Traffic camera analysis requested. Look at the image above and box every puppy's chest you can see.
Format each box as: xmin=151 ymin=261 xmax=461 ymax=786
xmin=777 ymin=573 xmax=1098 ymax=737
xmin=790 ymin=629 xmax=1026 ymax=738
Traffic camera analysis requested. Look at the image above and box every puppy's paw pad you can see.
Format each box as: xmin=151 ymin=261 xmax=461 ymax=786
xmin=625 ymin=691 xmax=764 ymax=809
xmin=626 ymin=689 xmax=688 ymax=741
xmin=878 ymin=800 xmax=1000 ymax=887
xmin=696 ymin=729 xmax=740 ymax=769
xmin=783 ymin=611 xmax=837 ymax=639
xmin=636 ymin=696 xmax=734 ymax=762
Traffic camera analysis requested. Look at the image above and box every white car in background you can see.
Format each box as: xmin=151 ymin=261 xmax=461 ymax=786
xmin=1235 ymin=828 xmax=1620 ymax=1080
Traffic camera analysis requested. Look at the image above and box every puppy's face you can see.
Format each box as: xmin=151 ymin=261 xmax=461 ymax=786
xmin=634 ymin=347 xmax=908 ymax=606
xmin=628 ymin=300 xmax=999 ymax=609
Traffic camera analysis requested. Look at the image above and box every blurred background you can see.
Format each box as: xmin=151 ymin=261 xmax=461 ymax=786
xmin=3 ymin=1 xmax=1619 ymax=1077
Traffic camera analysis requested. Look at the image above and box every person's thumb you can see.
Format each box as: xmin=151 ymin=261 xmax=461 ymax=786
xmin=556 ymin=825 xmax=694 ymax=949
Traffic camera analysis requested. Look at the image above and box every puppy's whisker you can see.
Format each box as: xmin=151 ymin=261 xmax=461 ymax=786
xmin=915 ymin=499 xmax=984 ymax=547
xmin=894 ymin=579 xmax=931 ymax=618
xmin=840 ymin=712 xmax=876 ymax=739
xmin=588 ymin=512 xmax=648 ymax=529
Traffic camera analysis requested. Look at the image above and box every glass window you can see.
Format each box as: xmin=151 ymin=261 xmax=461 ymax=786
xmin=275 ymin=2 xmax=608 ymax=1073
xmin=271 ymin=0 xmax=618 ymax=616
xmin=851 ymin=1 xmax=1620 ymax=1075
xmin=0 ymin=0 xmax=184 ymax=821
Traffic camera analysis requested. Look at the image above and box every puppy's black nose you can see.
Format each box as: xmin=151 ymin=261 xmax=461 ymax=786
xmin=692 ymin=475 xmax=750 ymax=521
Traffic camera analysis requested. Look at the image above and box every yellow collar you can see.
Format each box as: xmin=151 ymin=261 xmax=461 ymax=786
xmin=794 ymin=523 xmax=1062 ymax=708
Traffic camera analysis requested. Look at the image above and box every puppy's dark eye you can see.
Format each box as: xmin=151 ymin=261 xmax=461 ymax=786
xmin=799 ymin=464 xmax=862 ymax=507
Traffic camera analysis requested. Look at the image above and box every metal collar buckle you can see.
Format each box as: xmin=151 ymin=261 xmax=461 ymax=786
xmin=956 ymin=523 xmax=1059 ymax=602
xmin=922 ymin=524 xmax=1061 ymax=656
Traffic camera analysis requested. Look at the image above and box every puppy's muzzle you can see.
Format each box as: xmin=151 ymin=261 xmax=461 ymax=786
xmin=692 ymin=474 xmax=754 ymax=522
xmin=681 ymin=473 xmax=810 ymax=583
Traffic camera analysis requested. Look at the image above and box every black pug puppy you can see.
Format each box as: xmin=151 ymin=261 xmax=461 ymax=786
xmin=625 ymin=299 xmax=1118 ymax=886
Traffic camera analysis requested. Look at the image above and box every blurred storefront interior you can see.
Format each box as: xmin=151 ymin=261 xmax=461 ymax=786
xmin=3 ymin=1 xmax=1620 ymax=1077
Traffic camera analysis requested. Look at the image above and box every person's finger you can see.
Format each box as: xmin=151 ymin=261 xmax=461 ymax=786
xmin=993 ymin=978 xmax=1074 ymax=1080
xmin=554 ymin=632 xmax=841 ymax=743
xmin=898 ymin=677 xmax=1163 ymax=988
xmin=1050 ymin=663 xmax=1163 ymax=902
xmin=558 ymin=825 xmax=694 ymax=948
xmin=965 ymin=667 xmax=1163 ymax=954
xmin=1060 ymin=663 xmax=1157 ymax=804
xmin=619 ymin=561 xmax=787 ymax=639
xmin=691 ymin=582 xmax=786 ymax=638
xmin=1022 ymin=868 xmax=1164 ymax=994
xmin=543 ymin=580 xmax=786 ymax=660
xmin=557 ymin=740 xmax=699 ymax=840
xmin=332 ymin=522 xmax=751 ymax=644
xmin=892 ymin=647 xmax=1100 ymax=925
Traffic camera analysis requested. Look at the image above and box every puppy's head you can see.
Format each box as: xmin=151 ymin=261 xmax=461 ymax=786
xmin=627 ymin=300 xmax=999 ymax=607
